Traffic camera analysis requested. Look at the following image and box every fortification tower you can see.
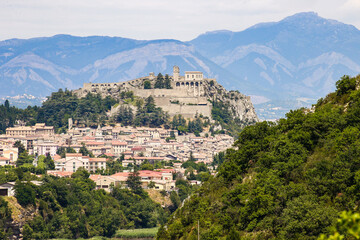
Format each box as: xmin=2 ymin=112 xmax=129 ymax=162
xmin=173 ymin=66 xmax=180 ymax=81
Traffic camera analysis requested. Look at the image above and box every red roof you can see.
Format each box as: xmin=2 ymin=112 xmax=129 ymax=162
xmin=85 ymin=142 xmax=105 ymax=146
xmin=89 ymin=158 xmax=107 ymax=162
xmin=47 ymin=171 xmax=73 ymax=177
xmin=131 ymin=146 xmax=144 ymax=151
xmin=156 ymin=168 xmax=175 ymax=173
xmin=65 ymin=153 xmax=83 ymax=157
xmin=124 ymin=156 xmax=164 ymax=160
xmin=82 ymin=136 xmax=95 ymax=140
xmin=112 ymin=141 xmax=127 ymax=146
xmin=111 ymin=172 xmax=131 ymax=177
xmin=89 ymin=174 xmax=102 ymax=181
xmin=53 ymin=154 xmax=62 ymax=160
xmin=139 ymin=170 xmax=162 ymax=177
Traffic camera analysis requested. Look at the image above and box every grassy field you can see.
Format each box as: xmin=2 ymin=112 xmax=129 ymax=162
xmin=52 ymin=227 xmax=159 ymax=240
xmin=52 ymin=237 xmax=109 ymax=240
xmin=114 ymin=227 xmax=158 ymax=239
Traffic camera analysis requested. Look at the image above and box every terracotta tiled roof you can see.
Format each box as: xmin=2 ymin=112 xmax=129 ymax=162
xmin=89 ymin=158 xmax=107 ymax=162
xmin=89 ymin=174 xmax=102 ymax=181
xmin=85 ymin=141 xmax=105 ymax=146
xmin=65 ymin=153 xmax=83 ymax=157
xmin=139 ymin=170 xmax=162 ymax=177
xmin=53 ymin=154 xmax=62 ymax=160
xmin=47 ymin=171 xmax=73 ymax=177
xmin=111 ymin=141 xmax=127 ymax=146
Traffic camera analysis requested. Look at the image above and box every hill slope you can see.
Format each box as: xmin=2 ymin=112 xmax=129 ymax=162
xmin=159 ymin=74 xmax=360 ymax=239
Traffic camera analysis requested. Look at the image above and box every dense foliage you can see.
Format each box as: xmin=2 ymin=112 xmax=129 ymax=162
xmin=0 ymin=90 xmax=117 ymax=134
xmin=133 ymin=96 xmax=170 ymax=128
xmin=170 ymin=114 xmax=208 ymax=136
xmin=0 ymin=197 xmax=12 ymax=239
xmin=37 ymin=90 xmax=117 ymax=131
xmin=154 ymin=73 xmax=172 ymax=89
xmin=161 ymin=75 xmax=360 ymax=239
xmin=3 ymin=169 xmax=169 ymax=239
xmin=211 ymin=100 xmax=253 ymax=137
xmin=319 ymin=211 xmax=360 ymax=240
xmin=0 ymin=100 xmax=39 ymax=134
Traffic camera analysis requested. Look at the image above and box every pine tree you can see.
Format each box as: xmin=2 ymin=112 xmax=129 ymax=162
xmin=154 ymin=73 xmax=164 ymax=89
xmin=144 ymin=80 xmax=151 ymax=89
xmin=164 ymin=74 xmax=172 ymax=89
xmin=126 ymin=170 xmax=143 ymax=195
xmin=44 ymin=153 xmax=55 ymax=170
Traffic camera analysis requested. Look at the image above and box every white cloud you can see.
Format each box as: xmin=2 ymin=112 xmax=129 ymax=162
xmin=0 ymin=0 xmax=359 ymax=41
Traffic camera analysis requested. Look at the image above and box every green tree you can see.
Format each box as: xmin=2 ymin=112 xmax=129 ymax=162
xmin=169 ymin=191 xmax=181 ymax=212
xmin=13 ymin=141 xmax=26 ymax=155
xmin=16 ymin=151 xmax=33 ymax=167
xmin=164 ymin=74 xmax=172 ymax=89
xmin=157 ymin=225 xmax=170 ymax=239
xmin=141 ymin=163 xmax=154 ymax=171
xmin=148 ymin=181 xmax=156 ymax=189
xmin=154 ymin=73 xmax=164 ymax=89
xmin=0 ymin=197 xmax=12 ymax=238
xmin=44 ymin=153 xmax=55 ymax=170
xmin=319 ymin=211 xmax=360 ymax=240
xmin=22 ymin=224 xmax=33 ymax=240
xmin=336 ymin=75 xmax=357 ymax=96
xmin=144 ymin=80 xmax=152 ymax=89
xmin=145 ymin=96 xmax=156 ymax=113
xmin=14 ymin=181 xmax=36 ymax=207
xmin=126 ymin=170 xmax=143 ymax=195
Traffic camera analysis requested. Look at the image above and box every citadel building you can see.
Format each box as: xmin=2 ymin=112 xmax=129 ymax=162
xmin=76 ymin=66 xmax=217 ymax=119
xmin=74 ymin=66 xmax=257 ymax=122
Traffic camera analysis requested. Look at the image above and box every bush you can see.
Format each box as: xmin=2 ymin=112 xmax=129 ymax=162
xmin=14 ymin=182 xmax=36 ymax=207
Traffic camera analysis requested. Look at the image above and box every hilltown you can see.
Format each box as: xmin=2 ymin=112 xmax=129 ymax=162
xmin=0 ymin=122 xmax=233 ymax=193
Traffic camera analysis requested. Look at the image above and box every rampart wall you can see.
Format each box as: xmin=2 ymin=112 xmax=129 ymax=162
xmin=160 ymin=104 xmax=211 ymax=119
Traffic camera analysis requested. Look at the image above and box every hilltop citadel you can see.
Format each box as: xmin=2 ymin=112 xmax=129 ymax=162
xmin=74 ymin=66 xmax=258 ymax=122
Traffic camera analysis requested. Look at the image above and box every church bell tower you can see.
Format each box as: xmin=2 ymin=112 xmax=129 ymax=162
xmin=173 ymin=66 xmax=180 ymax=81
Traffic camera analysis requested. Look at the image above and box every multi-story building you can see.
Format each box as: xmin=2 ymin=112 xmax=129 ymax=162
xmin=36 ymin=142 xmax=58 ymax=156
xmin=54 ymin=153 xmax=107 ymax=172
xmin=55 ymin=153 xmax=89 ymax=172
xmin=6 ymin=123 xmax=54 ymax=136
xmin=0 ymin=147 xmax=18 ymax=164
xmin=111 ymin=141 xmax=127 ymax=157
xmin=88 ymin=158 xmax=107 ymax=172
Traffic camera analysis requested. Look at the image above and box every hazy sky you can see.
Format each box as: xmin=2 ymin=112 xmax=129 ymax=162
xmin=1 ymin=0 xmax=360 ymax=41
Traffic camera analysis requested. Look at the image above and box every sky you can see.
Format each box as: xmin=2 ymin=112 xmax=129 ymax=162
xmin=1 ymin=0 xmax=360 ymax=41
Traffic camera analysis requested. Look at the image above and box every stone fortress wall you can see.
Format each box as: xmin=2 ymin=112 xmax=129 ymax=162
xmin=74 ymin=66 xmax=259 ymax=123
xmin=75 ymin=66 xmax=216 ymax=119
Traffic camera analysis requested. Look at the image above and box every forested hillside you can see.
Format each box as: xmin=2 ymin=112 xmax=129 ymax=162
xmin=160 ymin=75 xmax=360 ymax=239
xmin=0 ymin=87 xmax=245 ymax=136
xmin=0 ymin=168 xmax=171 ymax=239
xmin=0 ymin=90 xmax=117 ymax=133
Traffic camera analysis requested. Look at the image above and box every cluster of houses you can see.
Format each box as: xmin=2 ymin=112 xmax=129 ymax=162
xmin=0 ymin=123 xmax=234 ymax=193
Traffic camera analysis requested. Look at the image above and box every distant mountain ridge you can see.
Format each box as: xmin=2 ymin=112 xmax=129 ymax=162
xmin=1 ymin=12 xmax=360 ymax=119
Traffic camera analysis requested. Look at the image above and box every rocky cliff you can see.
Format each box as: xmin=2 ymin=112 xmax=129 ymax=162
xmin=202 ymin=80 xmax=259 ymax=123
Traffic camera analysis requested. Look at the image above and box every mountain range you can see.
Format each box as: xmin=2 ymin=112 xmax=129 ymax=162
xmin=1 ymin=12 xmax=360 ymax=119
